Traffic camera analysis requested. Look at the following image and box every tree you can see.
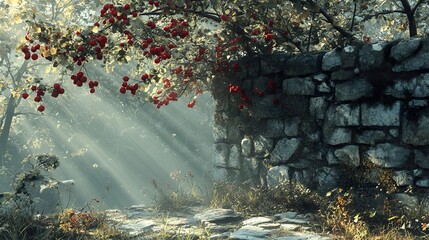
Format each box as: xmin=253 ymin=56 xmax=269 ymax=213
xmin=0 ymin=0 xmax=101 ymax=161
xmin=18 ymin=0 xmax=429 ymax=112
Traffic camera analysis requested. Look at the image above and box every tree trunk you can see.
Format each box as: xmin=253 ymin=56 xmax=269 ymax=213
xmin=0 ymin=96 xmax=17 ymax=162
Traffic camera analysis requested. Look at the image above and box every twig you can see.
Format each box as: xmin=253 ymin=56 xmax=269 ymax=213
xmin=306 ymin=0 xmax=357 ymax=42
xmin=361 ymin=10 xmax=405 ymax=22
xmin=350 ymin=1 xmax=357 ymax=32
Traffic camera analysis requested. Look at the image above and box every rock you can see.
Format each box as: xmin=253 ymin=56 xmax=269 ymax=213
xmin=335 ymin=78 xmax=373 ymax=101
xmin=361 ymin=102 xmax=401 ymax=126
xmin=393 ymin=38 xmax=429 ymax=71
xmin=241 ymin=137 xmax=253 ymax=157
xmin=390 ymin=37 xmax=421 ymax=62
xmin=415 ymin=149 xmax=429 ymax=169
xmin=270 ymin=138 xmax=302 ymax=164
xmin=194 ymin=209 xmax=242 ymax=224
xmin=265 ymin=119 xmax=285 ymax=137
xmin=229 ymin=145 xmax=241 ymax=169
xmin=326 ymin=150 xmax=339 ymax=165
xmin=213 ymin=143 xmax=230 ymax=168
xmin=253 ymin=76 xmax=271 ymax=93
xmin=230 ymin=225 xmax=271 ymax=239
xmin=284 ymin=117 xmax=301 ymax=136
xmin=334 ymin=104 xmax=360 ymax=126
xmin=267 ymin=166 xmax=291 ymax=188
xmin=323 ymin=127 xmax=352 ymax=145
xmin=393 ymin=193 xmax=419 ymax=211
xmin=334 ymin=145 xmax=360 ymax=167
xmin=310 ymin=97 xmax=328 ymax=120
xmin=316 ymin=167 xmax=339 ymax=191
xmin=365 ymin=143 xmax=410 ymax=168
xmin=359 ymin=41 xmax=387 ymax=71
xmin=120 ymin=219 xmax=156 ymax=236
xmin=409 ymin=100 xmax=428 ymax=108
xmin=274 ymin=212 xmax=310 ymax=225
xmin=254 ymin=135 xmax=274 ymax=155
xmin=402 ymin=108 xmax=429 ymax=145
xmin=416 ymin=178 xmax=429 ymax=188
xmin=322 ymin=49 xmax=341 ymax=71
xmin=285 ymin=52 xmax=324 ymax=77
xmin=331 ymin=69 xmax=357 ymax=81
xmin=213 ymin=124 xmax=228 ymax=142
xmin=212 ymin=167 xmax=228 ymax=181
xmin=317 ymin=82 xmax=332 ymax=93
xmin=284 ymin=95 xmax=309 ymax=117
xmin=313 ymin=73 xmax=328 ymax=82
xmin=261 ymin=53 xmax=290 ymax=75
xmin=252 ymin=94 xmax=285 ymax=118
xmin=392 ymin=170 xmax=414 ymax=186
xmin=354 ymin=130 xmax=387 ymax=144
xmin=385 ymin=74 xmax=429 ymax=98
xmin=341 ymin=45 xmax=357 ymax=68
xmin=283 ymin=77 xmax=315 ymax=95
xmin=242 ymin=217 xmax=273 ymax=226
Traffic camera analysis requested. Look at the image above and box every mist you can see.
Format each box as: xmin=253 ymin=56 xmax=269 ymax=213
xmin=2 ymin=66 xmax=215 ymax=210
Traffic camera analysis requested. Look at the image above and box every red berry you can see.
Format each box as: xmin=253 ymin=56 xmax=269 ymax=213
xmin=239 ymin=104 xmax=244 ymax=109
xmin=119 ymin=86 xmax=126 ymax=94
xmin=123 ymin=76 xmax=129 ymax=81
xmin=220 ymin=14 xmax=228 ymax=21
xmin=132 ymin=11 xmax=138 ymax=17
xmin=53 ymin=83 xmax=61 ymax=90
xmin=77 ymin=71 xmax=84 ymax=78
xmin=24 ymin=52 xmax=31 ymax=60
xmin=34 ymin=96 xmax=42 ymax=102
xmin=37 ymin=105 xmax=45 ymax=112
xmin=89 ymin=39 xmax=97 ymax=46
xmin=109 ymin=17 xmax=115 ymax=23
xmin=31 ymin=54 xmax=38 ymax=60
xmin=90 ymin=88 xmax=95 ymax=93
xmin=31 ymin=85 xmax=37 ymax=91
xmin=77 ymin=45 xmax=84 ymax=51
xmin=22 ymin=92 xmax=29 ymax=99
xmin=124 ymin=3 xmax=130 ymax=10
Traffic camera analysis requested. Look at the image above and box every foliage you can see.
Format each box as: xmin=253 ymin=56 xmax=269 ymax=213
xmin=151 ymin=170 xmax=206 ymax=213
xmin=12 ymin=0 xmax=429 ymax=111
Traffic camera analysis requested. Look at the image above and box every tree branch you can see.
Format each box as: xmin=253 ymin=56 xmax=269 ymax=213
xmin=305 ymin=0 xmax=358 ymax=42
xmin=361 ymin=10 xmax=405 ymax=21
xmin=411 ymin=0 xmax=426 ymax=15
xmin=399 ymin=0 xmax=417 ymax=36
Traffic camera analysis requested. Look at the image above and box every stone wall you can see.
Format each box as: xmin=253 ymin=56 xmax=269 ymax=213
xmin=212 ymin=37 xmax=429 ymax=199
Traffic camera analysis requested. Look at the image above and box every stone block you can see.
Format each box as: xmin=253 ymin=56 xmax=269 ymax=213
xmin=359 ymin=41 xmax=388 ymax=71
xmin=323 ymin=127 xmax=352 ymax=145
xmin=335 ymin=78 xmax=373 ymax=101
xmin=317 ymin=82 xmax=332 ymax=93
xmin=334 ymin=104 xmax=360 ymax=126
xmin=402 ymin=108 xmax=429 ymax=145
xmin=415 ymin=149 xmax=429 ymax=169
xmin=212 ymin=167 xmax=228 ymax=181
xmin=385 ymin=73 xmax=429 ymax=98
xmin=269 ymin=138 xmax=302 ymax=164
xmin=229 ymin=144 xmax=241 ymax=169
xmin=283 ymin=95 xmax=309 ymax=117
xmin=316 ymin=167 xmax=339 ymax=191
xmin=309 ymin=97 xmax=328 ymax=120
xmin=334 ymin=145 xmax=360 ymax=167
xmin=361 ymin=102 xmax=401 ymax=126
xmin=264 ymin=119 xmax=285 ymax=138
xmin=416 ymin=178 xmax=429 ymax=188
xmin=365 ymin=143 xmax=410 ymax=168
xmin=254 ymin=135 xmax=274 ymax=155
xmin=267 ymin=166 xmax=291 ymax=188
xmin=341 ymin=45 xmax=357 ymax=68
xmin=261 ymin=53 xmax=290 ymax=75
xmin=213 ymin=124 xmax=228 ymax=142
xmin=313 ymin=73 xmax=328 ymax=82
xmin=252 ymin=94 xmax=285 ymax=118
xmin=241 ymin=137 xmax=253 ymax=157
xmin=390 ymin=37 xmax=421 ymax=62
xmin=393 ymin=38 xmax=429 ymax=72
xmin=322 ymin=49 xmax=342 ymax=71
xmin=331 ymin=69 xmax=357 ymax=81
xmin=355 ymin=130 xmax=387 ymax=144
xmin=213 ymin=143 xmax=230 ymax=168
xmin=253 ymin=76 xmax=270 ymax=94
xmin=283 ymin=77 xmax=315 ymax=95
xmin=284 ymin=117 xmax=300 ymax=136
xmin=392 ymin=170 xmax=414 ymax=186
xmin=284 ymin=52 xmax=324 ymax=77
